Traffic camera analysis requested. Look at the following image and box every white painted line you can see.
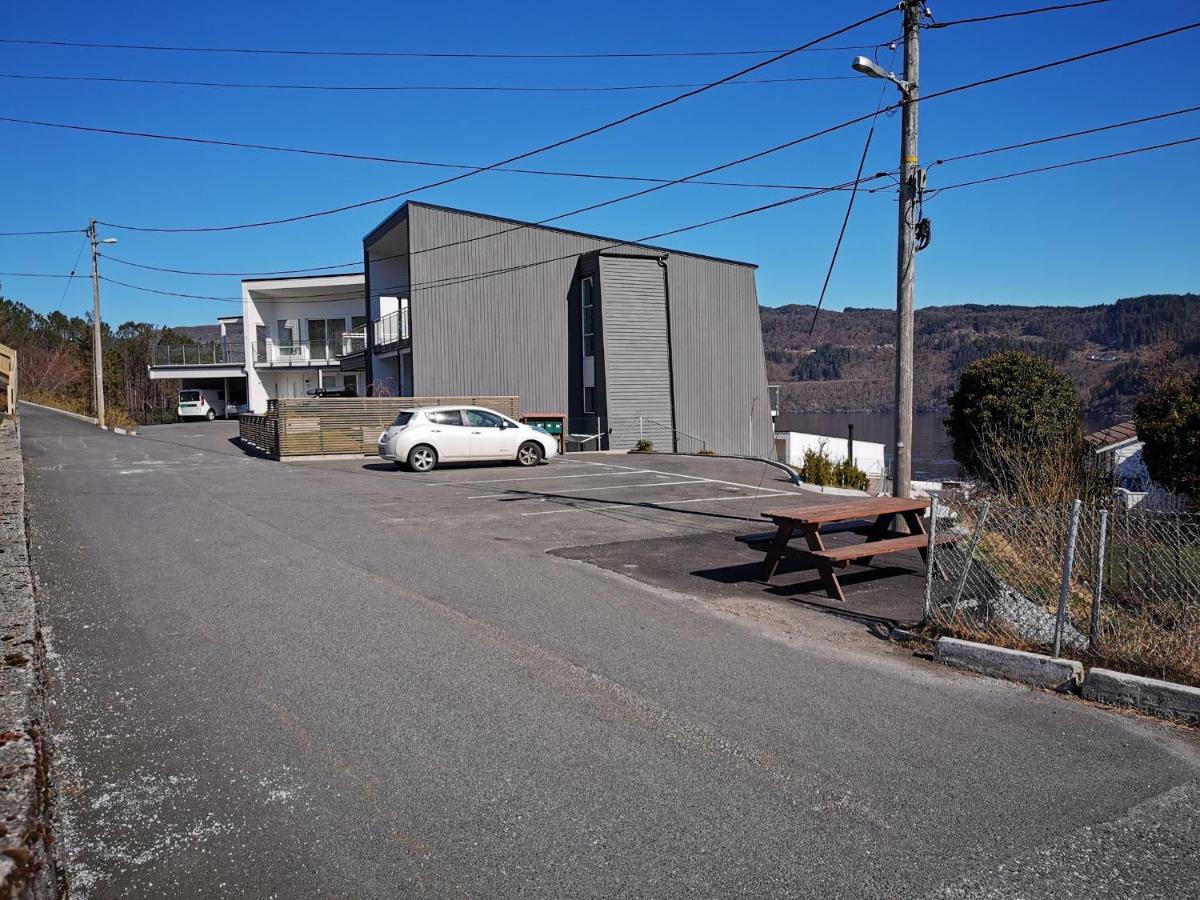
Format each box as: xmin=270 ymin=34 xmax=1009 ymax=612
xmin=467 ymin=478 xmax=705 ymax=500
xmin=571 ymin=458 xmax=801 ymax=496
xmin=431 ymin=469 xmax=650 ymax=486
xmin=520 ymin=492 xmax=789 ymax=516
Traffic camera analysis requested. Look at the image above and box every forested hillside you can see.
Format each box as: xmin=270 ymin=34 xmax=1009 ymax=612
xmin=760 ymin=293 xmax=1200 ymax=415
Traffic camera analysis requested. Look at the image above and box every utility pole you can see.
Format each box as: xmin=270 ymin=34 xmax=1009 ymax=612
xmin=892 ymin=1 xmax=922 ymax=499
xmin=88 ymin=218 xmax=107 ymax=429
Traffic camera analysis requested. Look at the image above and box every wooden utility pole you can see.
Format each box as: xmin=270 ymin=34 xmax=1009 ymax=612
xmin=88 ymin=218 xmax=107 ymax=429
xmin=893 ymin=1 xmax=922 ymax=499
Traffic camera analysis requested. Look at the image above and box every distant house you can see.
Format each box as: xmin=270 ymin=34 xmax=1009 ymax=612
xmin=149 ymin=273 xmax=366 ymax=412
xmin=1084 ymin=421 xmax=1151 ymax=491
xmin=339 ymin=202 xmax=774 ymax=456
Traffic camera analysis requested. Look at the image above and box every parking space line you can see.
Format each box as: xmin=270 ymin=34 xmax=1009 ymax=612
xmin=429 ymin=469 xmax=652 ymax=486
xmin=467 ymin=478 xmax=706 ymax=500
xmin=572 ymin=458 xmax=802 ymax=497
xmin=520 ymin=492 xmax=790 ymax=516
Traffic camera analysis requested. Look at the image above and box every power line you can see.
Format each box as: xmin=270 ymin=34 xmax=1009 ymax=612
xmin=7 ymin=19 xmax=1192 ymax=243
xmin=809 ymin=46 xmax=898 ymax=334
xmin=14 ymin=129 xmax=1194 ymax=307
xmin=0 ymin=71 xmax=860 ymax=93
xmin=0 ymin=115 xmax=863 ymax=192
xmin=927 ymin=0 xmax=1111 ymax=30
xmin=86 ymin=99 xmax=1200 ymax=284
xmin=930 ymin=105 xmax=1200 ymax=166
xmin=54 ymin=236 xmax=88 ymax=311
xmin=78 ymin=17 xmax=1200 ymax=237
xmin=920 ymin=20 xmax=1200 ymax=106
xmin=927 ymin=135 xmax=1200 ymax=195
xmin=0 ymin=36 xmax=887 ymax=59
xmin=0 ymin=227 xmax=85 ymax=236
xmin=86 ymin=7 xmax=896 ymax=233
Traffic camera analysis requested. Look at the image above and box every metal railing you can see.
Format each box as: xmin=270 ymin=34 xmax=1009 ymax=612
xmin=152 ymin=342 xmax=245 ymax=367
xmin=254 ymin=340 xmax=340 ymax=366
xmin=373 ymin=307 xmax=410 ymax=347
xmin=341 ymin=327 xmax=367 ymax=357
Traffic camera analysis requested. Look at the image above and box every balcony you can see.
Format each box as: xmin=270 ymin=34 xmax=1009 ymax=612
xmin=152 ymin=342 xmax=245 ymax=367
xmin=373 ymin=307 xmax=410 ymax=351
xmin=341 ymin=327 xmax=367 ymax=357
xmin=254 ymin=340 xmax=343 ymax=368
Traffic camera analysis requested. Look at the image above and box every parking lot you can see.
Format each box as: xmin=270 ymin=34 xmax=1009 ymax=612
xmin=133 ymin=419 xmax=932 ymax=628
xmin=22 ymin=404 xmax=1200 ymax=899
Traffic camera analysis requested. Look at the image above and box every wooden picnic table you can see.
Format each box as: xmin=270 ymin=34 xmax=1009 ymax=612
xmin=739 ymin=497 xmax=931 ymax=603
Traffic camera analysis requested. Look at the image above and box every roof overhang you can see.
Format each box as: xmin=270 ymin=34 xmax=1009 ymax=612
xmin=149 ymin=366 xmax=246 ymax=381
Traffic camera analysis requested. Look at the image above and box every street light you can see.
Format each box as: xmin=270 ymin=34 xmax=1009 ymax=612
xmin=850 ymin=55 xmax=912 ymax=95
xmin=851 ymin=2 xmax=923 ymax=500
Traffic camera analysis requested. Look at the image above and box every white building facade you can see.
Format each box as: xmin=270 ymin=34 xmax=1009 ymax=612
xmin=241 ymin=274 xmax=366 ymax=412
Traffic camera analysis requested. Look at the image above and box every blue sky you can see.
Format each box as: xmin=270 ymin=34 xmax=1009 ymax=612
xmin=1 ymin=0 xmax=1197 ymax=326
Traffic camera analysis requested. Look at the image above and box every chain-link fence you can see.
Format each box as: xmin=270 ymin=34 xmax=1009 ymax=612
xmin=925 ymin=496 xmax=1200 ymax=687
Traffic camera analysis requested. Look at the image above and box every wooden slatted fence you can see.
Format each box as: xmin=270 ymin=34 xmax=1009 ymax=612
xmin=240 ymin=396 xmax=520 ymax=459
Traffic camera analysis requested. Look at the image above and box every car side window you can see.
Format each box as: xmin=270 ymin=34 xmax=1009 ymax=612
xmin=427 ymin=410 xmax=463 ymax=426
xmin=464 ymin=409 xmax=503 ymax=428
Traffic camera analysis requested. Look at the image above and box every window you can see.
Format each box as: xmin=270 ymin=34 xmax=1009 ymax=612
xmin=308 ymin=318 xmax=346 ymax=360
xmin=464 ymin=409 xmax=503 ymax=428
xmin=427 ymin=409 xmax=464 ymax=426
xmin=392 ymin=411 xmax=415 ymax=427
xmin=351 ymin=315 xmax=368 ymax=332
xmin=583 ymin=386 xmax=596 ymax=414
xmin=581 ymin=277 xmax=595 ymax=357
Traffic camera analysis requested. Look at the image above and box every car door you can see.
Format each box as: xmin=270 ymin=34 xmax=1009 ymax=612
xmin=464 ymin=408 xmax=520 ymax=459
xmin=425 ymin=409 xmax=471 ymax=460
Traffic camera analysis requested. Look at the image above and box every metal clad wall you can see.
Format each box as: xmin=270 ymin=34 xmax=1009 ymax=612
xmin=400 ymin=204 xmax=770 ymax=455
xmin=598 ymin=256 xmax=675 ymax=451
xmin=666 ymin=256 xmax=774 ymax=457
xmin=408 ymin=205 xmax=603 ymax=414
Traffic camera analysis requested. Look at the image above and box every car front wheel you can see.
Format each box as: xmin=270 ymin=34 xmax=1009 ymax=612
xmin=517 ymin=441 xmax=543 ymax=467
xmin=206 ymin=409 xmax=216 ymax=421
xmin=407 ymin=444 xmax=438 ymax=473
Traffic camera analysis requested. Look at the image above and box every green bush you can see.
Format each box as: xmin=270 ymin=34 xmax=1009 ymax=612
xmin=944 ymin=351 xmax=1087 ymax=502
xmin=634 ymin=438 xmax=654 ymax=453
xmin=1133 ymin=368 xmax=1200 ymax=499
xmin=798 ymin=446 xmax=870 ymax=491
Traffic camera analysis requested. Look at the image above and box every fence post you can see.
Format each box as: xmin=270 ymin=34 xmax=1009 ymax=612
xmin=922 ymin=496 xmax=940 ymax=620
xmin=639 ymin=416 xmax=643 ymax=442
xmin=1053 ymin=499 xmax=1083 ymax=658
xmin=949 ymin=500 xmax=990 ymax=621
xmin=1088 ymin=508 xmax=1108 ymax=654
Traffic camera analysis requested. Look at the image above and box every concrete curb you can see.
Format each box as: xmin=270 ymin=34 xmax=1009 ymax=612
xmin=0 ymin=419 xmax=60 ymax=897
xmin=18 ymin=401 xmax=96 ymax=425
xmin=934 ymin=637 xmax=1083 ymax=693
xmin=1082 ymin=668 xmax=1200 ymax=724
xmin=18 ymin=402 xmax=138 ymax=436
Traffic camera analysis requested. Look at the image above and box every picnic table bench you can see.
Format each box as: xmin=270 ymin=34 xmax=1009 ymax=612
xmin=736 ymin=497 xmax=935 ymax=603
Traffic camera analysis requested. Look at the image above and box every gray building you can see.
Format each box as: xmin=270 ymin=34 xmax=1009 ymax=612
xmin=343 ymin=202 xmax=773 ymax=456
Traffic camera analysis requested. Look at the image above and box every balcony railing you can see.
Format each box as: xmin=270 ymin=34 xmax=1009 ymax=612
xmin=152 ymin=342 xmax=245 ymax=367
xmin=340 ymin=327 xmax=367 ymax=357
xmin=254 ymin=340 xmax=342 ymax=367
xmin=373 ymin=307 xmax=410 ymax=349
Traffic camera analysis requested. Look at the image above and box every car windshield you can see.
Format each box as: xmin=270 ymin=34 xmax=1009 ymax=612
xmin=179 ymin=391 xmax=200 ymax=403
xmin=392 ymin=411 xmax=414 ymax=427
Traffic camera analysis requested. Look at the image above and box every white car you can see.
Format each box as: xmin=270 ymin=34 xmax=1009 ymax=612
xmin=378 ymin=405 xmax=558 ymax=472
xmin=177 ymin=388 xmax=225 ymax=421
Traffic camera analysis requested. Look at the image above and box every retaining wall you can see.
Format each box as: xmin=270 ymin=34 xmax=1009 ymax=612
xmin=0 ymin=417 xmax=58 ymax=897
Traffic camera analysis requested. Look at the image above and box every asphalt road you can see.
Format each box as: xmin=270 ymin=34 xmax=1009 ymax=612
xmin=20 ymin=403 xmax=1200 ymax=899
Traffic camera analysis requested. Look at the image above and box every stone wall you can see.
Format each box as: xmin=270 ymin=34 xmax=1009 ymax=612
xmin=0 ymin=418 xmax=58 ymax=898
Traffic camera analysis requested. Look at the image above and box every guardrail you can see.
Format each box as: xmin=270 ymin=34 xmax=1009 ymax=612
xmin=254 ymin=340 xmax=341 ymax=366
xmin=341 ymin=328 xmax=367 ymax=356
xmin=152 ymin=342 xmax=246 ymax=367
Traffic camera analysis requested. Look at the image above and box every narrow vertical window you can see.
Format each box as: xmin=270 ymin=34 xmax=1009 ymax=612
xmin=581 ymin=277 xmax=595 ymax=358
